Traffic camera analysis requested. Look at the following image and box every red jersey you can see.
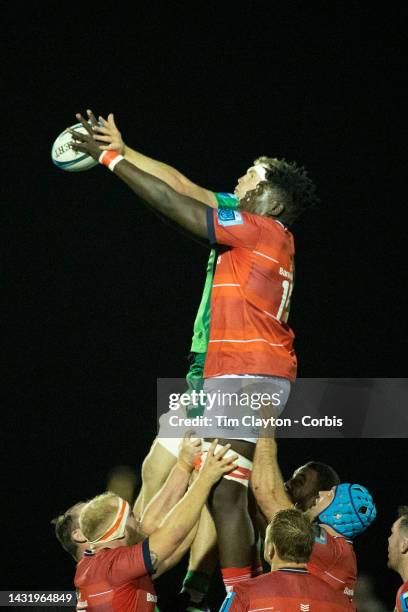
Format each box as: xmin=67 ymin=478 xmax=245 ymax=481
xmin=220 ymin=568 xmax=355 ymax=611
xmin=74 ymin=539 xmax=156 ymax=611
xmin=308 ymin=526 xmax=357 ymax=598
xmin=205 ymin=208 xmax=297 ymax=380
xmin=396 ymin=579 xmax=408 ymax=611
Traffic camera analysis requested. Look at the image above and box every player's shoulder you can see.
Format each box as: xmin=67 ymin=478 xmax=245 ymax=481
xmin=77 ymin=547 xmax=118 ymax=568
xmin=93 ymin=545 xmax=128 ymax=559
xmin=305 ymin=571 xmax=352 ymax=602
xmin=232 ymin=571 xmax=270 ymax=595
xmin=105 ymin=541 xmax=146 ymax=563
xmin=244 ymin=213 xmax=291 ymax=234
xmin=78 ymin=544 xmax=138 ymax=565
xmin=236 ymin=569 xmax=317 ymax=598
xmin=74 ymin=550 xmax=100 ymax=586
xmin=234 ymin=569 xmax=294 ymax=593
xmin=215 ymin=207 xmax=244 ymax=227
xmin=268 ymin=218 xmax=294 ymax=241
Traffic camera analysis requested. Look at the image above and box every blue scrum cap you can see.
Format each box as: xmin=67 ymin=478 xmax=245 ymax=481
xmin=318 ymin=483 xmax=376 ymax=538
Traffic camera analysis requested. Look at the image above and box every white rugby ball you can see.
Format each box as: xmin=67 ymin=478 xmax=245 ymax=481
xmin=51 ymin=122 xmax=98 ymax=172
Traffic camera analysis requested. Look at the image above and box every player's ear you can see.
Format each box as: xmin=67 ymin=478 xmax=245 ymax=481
xmin=400 ymin=534 xmax=408 ymax=555
xmin=267 ymin=200 xmax=284 ymax=218
xmin=72 ymin=528 xmax=87 ymax=544
xmin=264 ymin=540 xmax=274 ymax=565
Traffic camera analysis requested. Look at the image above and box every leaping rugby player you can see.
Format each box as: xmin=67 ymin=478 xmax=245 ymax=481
xmin=70 ymin=110 xmax=318 ymax=598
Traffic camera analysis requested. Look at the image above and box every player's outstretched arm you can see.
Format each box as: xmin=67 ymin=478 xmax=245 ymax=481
xmin=251 ymin=436 xmax=293 ymax=522
xmin=86 ymin=110 xmax=217 ymax=207
xmin=139 ymin=435 xmax=202 ymax=535
xmin=147 ymin=440 xmax=237 ymax=570
xmin=154 ymin=524 xmax=198 ymax=578
xmin=70 ymin=115 xmax=210 ymax=240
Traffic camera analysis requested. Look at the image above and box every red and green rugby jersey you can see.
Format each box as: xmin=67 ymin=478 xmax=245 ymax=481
xmin=190 ymin=192 xmax=238 ymax=354
xmin=204 ymin=207 xmax=297 ymax=380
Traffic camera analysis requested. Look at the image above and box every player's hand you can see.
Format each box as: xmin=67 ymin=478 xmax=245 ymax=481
xmin=69 ymin=112 xmax=101 ymax=161
xmin=177 ymin=432 xmax=202 ymax=472
xmin=91 ymin=112 xmax=125 ymax=154
xmin=199 ymin=440 xmax=238 ymax=485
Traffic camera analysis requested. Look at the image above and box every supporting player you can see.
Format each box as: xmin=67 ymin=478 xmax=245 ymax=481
xmin=70 ymin=111 xmax=319 ymax=598
xmin=53 ymin=435 xmax=218 ymax=604
xmin=387 ymin=506 xmax=408 ymax=612
xmin=220 ymin=508 xmax=355 ymax=611
xmin=284 ymin=460 xmax=341 ymax=510
xmin=251 ymin=433 xmax=341 ymax=517
xmin=62 ymin=441 xmax=235 ymax=611
xmin=251 ymin=433 xmax=376 ymax=601
xmin=304 ymin=482 xmax=376 ymax=597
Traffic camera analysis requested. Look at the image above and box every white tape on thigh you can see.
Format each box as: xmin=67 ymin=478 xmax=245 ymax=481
xmin=157 ymin=435 xmax=202 ymax=459
xmin=156 ymin=437 xmax=182 ymax=458
xmin=199 ymin=442 xmax=253 ymax=488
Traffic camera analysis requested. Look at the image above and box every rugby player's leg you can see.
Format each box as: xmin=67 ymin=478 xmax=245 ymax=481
xmin=135 ymin=370 xmax=196 ymax=518
xmin=133 ymin=438 xmax=178 ymax=519
xmin=133 ymin=355 xmax=205 ymax=519
xmin=180 ymin=504 xmax=218 ymax=609
xmin=207 ymin=439 xmax=256 ymax=592
xmin=181 ymin=460 xmax=264 ymax=608
xmin=178 ymin=352 xmax=220 ymax=609
xmin=141 ymin=351 xmax=206 ymax=516
xmin=248 ymin=488 xmax=265 ymax=576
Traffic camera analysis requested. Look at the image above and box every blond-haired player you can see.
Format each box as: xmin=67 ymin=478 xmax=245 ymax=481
xmin=72 ymin=441 xmax=236 ymax=611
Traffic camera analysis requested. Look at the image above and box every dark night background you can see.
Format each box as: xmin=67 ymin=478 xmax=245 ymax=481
xmin=3 ymin=3 xmax=406 ymax=610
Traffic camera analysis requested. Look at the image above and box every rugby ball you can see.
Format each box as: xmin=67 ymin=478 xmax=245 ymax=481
xmin=51 ymin=122 xmax=98 ymax=172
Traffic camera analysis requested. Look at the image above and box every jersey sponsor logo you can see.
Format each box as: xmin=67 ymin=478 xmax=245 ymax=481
xmin=147 ymin=593 xmax=158 ymax=603
xmin=344 ymin=587 xmax=354 ymax=597
xmin=217 ymin=209 xmax=243 ymax=227
xmin=300 ymin=604 xmax=310 ymax=611
xmin=279 ymin=266 xmax=293 ymax=280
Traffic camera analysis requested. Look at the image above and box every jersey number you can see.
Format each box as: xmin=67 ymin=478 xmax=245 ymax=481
xmin=276 ymin=280 xmax=293 ymax=321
